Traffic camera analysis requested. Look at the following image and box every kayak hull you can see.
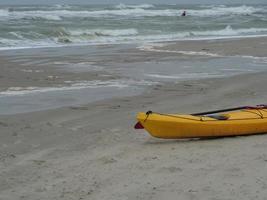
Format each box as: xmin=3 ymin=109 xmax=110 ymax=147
xmin=136 ymin=109 xmax=267 ymax=139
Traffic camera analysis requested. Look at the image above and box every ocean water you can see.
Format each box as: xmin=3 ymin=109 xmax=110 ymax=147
xmin=0 ymin=4 xmax=267 ymax=50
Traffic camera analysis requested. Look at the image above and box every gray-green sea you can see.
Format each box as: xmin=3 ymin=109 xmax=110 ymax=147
xmin=0 ymin=4 xmax=267 ymax=50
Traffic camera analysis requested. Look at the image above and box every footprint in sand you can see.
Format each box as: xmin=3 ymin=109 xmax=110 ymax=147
xmin=98 ymin=156 xmax=117 ymax=164
xmin=159 ymin=166 xmax=183 ymax=173
xmin=69 ymin=106 xmax=89 ymax=110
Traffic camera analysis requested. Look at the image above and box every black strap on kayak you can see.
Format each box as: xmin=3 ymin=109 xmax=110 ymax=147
xmin=242 ymin=109 xmax=264 ymax=119
xmin=192 ymin=106 xmax=247 ymax=116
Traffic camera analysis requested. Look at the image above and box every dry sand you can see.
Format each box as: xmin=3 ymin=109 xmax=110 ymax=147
xmin=1 ymin=37 xmax=267 ymax=200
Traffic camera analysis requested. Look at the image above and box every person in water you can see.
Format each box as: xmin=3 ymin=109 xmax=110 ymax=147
xmin=181 ymin=11 xmax=186 ymax=16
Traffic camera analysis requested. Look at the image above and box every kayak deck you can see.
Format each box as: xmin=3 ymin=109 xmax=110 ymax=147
xmin=136 ymin=108 xmax=267 ymax=139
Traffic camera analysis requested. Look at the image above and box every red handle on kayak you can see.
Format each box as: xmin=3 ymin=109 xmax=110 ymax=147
xmin=134 ymin=122 xmax=144 ymax=129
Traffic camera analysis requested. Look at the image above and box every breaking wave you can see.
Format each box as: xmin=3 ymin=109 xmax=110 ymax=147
xmin=114 ymin=3 xmax=155 ymax=9
xmin=0 ymin=9 xmax=9 ymax=17
xmin=186 ymin=5 xmax=263 ymax=17
xmin=66 ymin=28 xmax=138 ymax=37
xmin=187 ymin=26 xmax=267 ymax=37
xmin=1 ymin=4 xmax=267 ymax=50
xmin=0 ymin=5 xmax=264 ymax=21
xmin=1 ymin=26 xmax=267 ymax=50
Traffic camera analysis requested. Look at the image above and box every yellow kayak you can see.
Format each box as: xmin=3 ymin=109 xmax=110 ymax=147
xmin=135 ymin=106 xmax=267 ymax=139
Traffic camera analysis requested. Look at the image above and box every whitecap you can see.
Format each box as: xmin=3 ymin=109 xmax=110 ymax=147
xmin=115 ymin=3 xmax=155 ymax=9
xmin=67 ymin=28 xmax=138 ymax=37
xmin=138 ymin=44 xmax=220 ymax=57
xmin=0 ymin=9 xmax=9 ymax=17
xmin=191 ymin=25 xmax=267 ymax=36
xmin=187 ymin=5 xmax=262 ymax=17
xmin=0 ymin=5 xmax=263 ymax=21
xmin=145 ymin=73 xmax=222 ymax=79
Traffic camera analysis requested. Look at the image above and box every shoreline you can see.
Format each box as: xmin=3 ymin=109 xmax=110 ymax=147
xmin=1 ymin=36 xmax=267 ymax=115
xmin=142 ymin=36 xmax=267 ymax=58
xmin=2 ymin=68 xmax=267 ymax=115
xmin=0 ymin=70 xmax=266 ymax=117
xmin=1 ymin=34 xmax=267 ymax=53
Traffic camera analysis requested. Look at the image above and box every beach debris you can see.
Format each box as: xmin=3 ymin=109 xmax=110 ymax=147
xmin=69 ymin=106 xmax=89 ymax=110
xmin=32 ymin=160 xmax=46 ymax=165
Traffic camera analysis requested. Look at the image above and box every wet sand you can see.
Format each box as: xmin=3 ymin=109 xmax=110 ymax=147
xmin=150 ymin=36 xmax=267 ymax=57
xmin=1 ymin=37 xmax=267 ymax=200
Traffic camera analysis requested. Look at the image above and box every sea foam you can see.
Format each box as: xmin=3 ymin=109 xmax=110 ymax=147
xmin=0 ymin=79 xmax=156 ymax=96
xmin=115 ymin=3 xmax=155 ymax=9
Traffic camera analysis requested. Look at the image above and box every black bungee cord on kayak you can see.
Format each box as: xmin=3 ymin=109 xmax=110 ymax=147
xmin=242 ymin=109 xmax=264 ymax=119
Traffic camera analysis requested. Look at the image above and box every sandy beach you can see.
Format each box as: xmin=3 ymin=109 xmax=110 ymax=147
xmin=1 ymin=37 xmax=267 ymax=200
